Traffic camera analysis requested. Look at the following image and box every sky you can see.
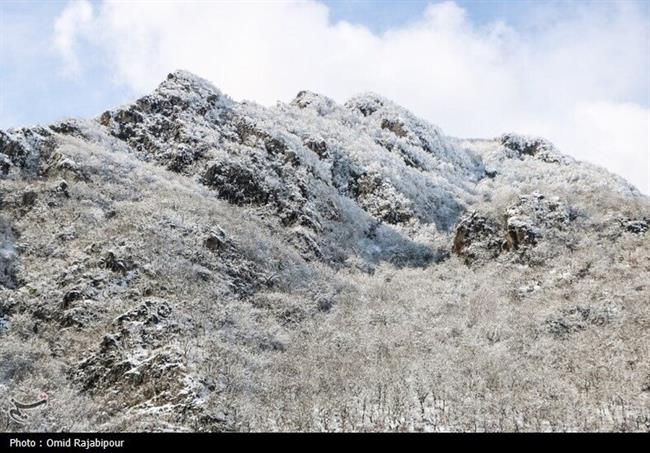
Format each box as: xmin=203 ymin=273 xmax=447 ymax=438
xmin=1 ymin=0 xmax=649 ymax=194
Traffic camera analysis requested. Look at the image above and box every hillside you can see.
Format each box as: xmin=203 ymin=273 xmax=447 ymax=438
xmin=1 ymin=70 xmax=648 ymax=432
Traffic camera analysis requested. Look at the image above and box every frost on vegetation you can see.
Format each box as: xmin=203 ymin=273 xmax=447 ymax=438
xmin=0 ymin=70 xmax=649 ymax=432
xmin=499 ymin=133 xmax=567 ymax=164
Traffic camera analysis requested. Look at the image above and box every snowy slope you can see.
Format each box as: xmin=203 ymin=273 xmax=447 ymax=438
xmin=0 ymin=71 xmax=648 ymax=432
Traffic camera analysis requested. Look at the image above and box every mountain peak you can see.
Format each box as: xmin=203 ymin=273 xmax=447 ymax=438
xmin=164 ymin=69 xmax=221 ymax=90
xmin=290 ymin=90 xmax=337 ymax=115
xmin=154 ymin=69 xmax=227 ymax=104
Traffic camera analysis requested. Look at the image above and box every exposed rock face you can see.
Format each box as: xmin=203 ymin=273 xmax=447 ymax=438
xmin=0 ymin=218 xmax=18 ymax=289
xmin=451 ymin=212 xmax=503 ymax=262
xmin=545 ymin=304 xmax=619 ymax=339
xmin=0 ymin=127 xmax=55 ymax=176
xmin=451 ymin=191 xmax=578 ymax=263
xmin=503 ymin=192 xmax=574 ymax=251
xmin=1 ymin=70 xmax=648 ymax=432
xmin=500 ymin=133 xmax=566 ymax=164
xmin=74 ymin=298 xmax=198 ymax=422
xmin=621 ymin=217 xmax=649 ymax=234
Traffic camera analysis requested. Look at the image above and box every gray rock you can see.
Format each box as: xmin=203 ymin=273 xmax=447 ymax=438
xmin=0 ymin=218 xmax=18 ymax=289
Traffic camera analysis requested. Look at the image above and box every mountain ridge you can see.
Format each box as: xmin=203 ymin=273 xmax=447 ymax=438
xmin=0 ymin=70 xmax=648 ymax=431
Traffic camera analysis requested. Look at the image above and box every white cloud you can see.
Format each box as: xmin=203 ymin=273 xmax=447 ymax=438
xmin=565 ymin=102 xmax=650 ymax=195
xmin=53 ymin=0 xmax=650 ymax=193
xmin=53 ymin=0 xmax=93 ymax=74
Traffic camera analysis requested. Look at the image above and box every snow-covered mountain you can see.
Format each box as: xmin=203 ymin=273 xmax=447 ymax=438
xmin=1 ymin=71 xmax=648 ymax=431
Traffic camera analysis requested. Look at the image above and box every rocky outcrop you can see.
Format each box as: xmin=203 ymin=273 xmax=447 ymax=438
xmin=452 ymin=192 xmax=576 ymax=263
xmin=290 ymin=90 xmax=337 ymax=116
xmin=621 ymin=217 xmax=649 ymax=234
xmin=353 ymin=173 xmax=415 ymax=225
xmin=545 ymin=305 xmax=619 ymax=339
xmin=503 ymin=192 xmax=573 ymax=250
xmin=0 ymin=218 xmax=18 ymax=289
xmin=74 ymin=299 xmax=194 ymax=411
xmin=500 ymin=133 xmax=566 ymax=164
xmin=451 ymin=212 xmax=503 ymax=263
xmin=97 ymin=71 xmax=234 ymax=173
xmin=0 ymin=127 xmax=56 ymax=177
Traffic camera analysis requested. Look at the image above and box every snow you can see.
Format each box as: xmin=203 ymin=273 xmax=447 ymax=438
xmin=1 ymin=70 xmax=649 ymax=432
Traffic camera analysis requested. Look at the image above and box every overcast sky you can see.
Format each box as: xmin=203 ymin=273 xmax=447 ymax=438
xmin=1 ymin=0 xmax=648 ymax=193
